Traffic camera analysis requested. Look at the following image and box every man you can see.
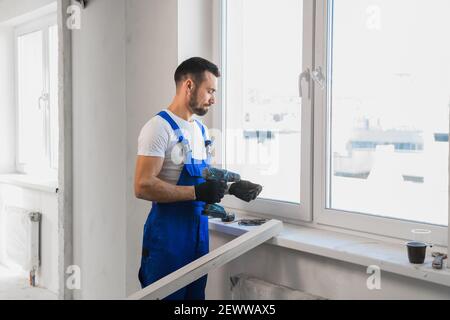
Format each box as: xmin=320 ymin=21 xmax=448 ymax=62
xmin=134 ymin=57 xmax=226 ymax=300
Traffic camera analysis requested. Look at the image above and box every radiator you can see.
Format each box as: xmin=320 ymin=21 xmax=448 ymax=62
xmin=230 ymin=274 xmax=325 ymax=300
xmin=4 ymin=206 xmax=41 ymax=286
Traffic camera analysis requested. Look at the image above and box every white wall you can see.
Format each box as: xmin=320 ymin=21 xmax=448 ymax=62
xmin=124 ymin=0 xmax=220 ymax=296
xmin=177 ymin=0 xmax=215 ymax=128
xmin=125 ymin=0 xmax=179 ymax=296
xmin=72 ymin=0 xmax=127 ymax=299
xmin=207 ymin=231 xmax=450 ymax=300
xmin=177 ymin=0 xmax=213 ymax=62
xmin=0 ymin=27 xmax=15 ymax=174
xmin=69 ymin=0 xmax=192 ymax=298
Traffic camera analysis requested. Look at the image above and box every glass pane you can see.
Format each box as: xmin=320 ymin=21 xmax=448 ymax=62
xmin=328 ymin=0 xmax=450 ymax=226
xmin=49 ymin=25 xmax=59 ymax=170
xmin=225 ymin=0 xmax=303 ymax=204
xmin=17 ymin=30 xmax=45 ymax=167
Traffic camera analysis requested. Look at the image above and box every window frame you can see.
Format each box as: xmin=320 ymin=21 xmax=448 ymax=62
xmin=313 ymin=0 xmax=448 ymax=247
xmin=216 ymin=0 xmax=316 ymax=222
xmin=14 ymin=13 xmax=58 ymax=177
xmin=217 ymin=0 xmax=449 ymax=248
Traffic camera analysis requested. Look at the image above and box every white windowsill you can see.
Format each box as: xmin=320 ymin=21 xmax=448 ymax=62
xmin=0 ymin=174 xmax=58 ymax=194
xmin=208 ymin=216 xmax=450 ymax=288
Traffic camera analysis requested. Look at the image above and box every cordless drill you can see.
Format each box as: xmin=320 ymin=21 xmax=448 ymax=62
xmin=202 ymin=204 xmax=236 ymax=222
xmin=201 ymin=167 xmax=241 ymax=184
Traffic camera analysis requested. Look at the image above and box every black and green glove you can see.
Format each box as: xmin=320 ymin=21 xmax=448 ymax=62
xmin=195 ymin=180 xmax=227 ymax=204
xmin=228 ymin=180 xmax=263 ymax=203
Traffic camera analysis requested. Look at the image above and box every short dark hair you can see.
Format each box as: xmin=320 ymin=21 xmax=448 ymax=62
xmin=174 ymin=57 xmax=221 ymax=86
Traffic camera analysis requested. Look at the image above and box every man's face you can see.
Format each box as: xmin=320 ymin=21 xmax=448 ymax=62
xmin=188 ymin=71 xmax=218 ymax=117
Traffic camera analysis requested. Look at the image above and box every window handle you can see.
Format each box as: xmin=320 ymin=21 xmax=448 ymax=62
xmin=311 ymin=67 xmax=326 ymax=90
xmin=299 ymin=69 xmax=311 ymax=99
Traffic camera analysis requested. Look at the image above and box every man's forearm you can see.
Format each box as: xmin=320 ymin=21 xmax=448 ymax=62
xmin=136 ymin=176 xmax=196 ymax=203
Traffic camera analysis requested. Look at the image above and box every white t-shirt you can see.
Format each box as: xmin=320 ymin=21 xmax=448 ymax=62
xmin=137 ymin=109 xmax=209 ymax=185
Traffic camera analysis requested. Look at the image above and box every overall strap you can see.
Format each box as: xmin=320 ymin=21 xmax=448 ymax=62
xmin=158 ymin=111 xmax=194 ymax=163
xmin=157 ymin=111 xmax=212 ymax=166
xmin=194 ymin=120 xmax=212 ymax=147
xmin=194 ymin=120 xmax=212 ymax=165
xmin=157 ymin=111 xmax=184 ymax=143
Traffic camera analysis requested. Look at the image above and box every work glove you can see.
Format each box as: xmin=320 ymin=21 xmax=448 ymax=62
xmin=194 ymin=180 xmax=227 ymax=204
xmin=228 ymin=180 xmax=263 ymax=203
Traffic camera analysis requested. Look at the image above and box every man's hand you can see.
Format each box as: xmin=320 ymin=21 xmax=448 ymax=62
xmin=135 ymin=156 xmax=196 ymax=203
xmin=194 ymin=180 xmax=227 ymax=204
xmin=228 ymin=180 xmax=263 ymax=202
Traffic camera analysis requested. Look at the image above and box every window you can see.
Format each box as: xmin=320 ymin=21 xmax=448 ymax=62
xmin=327 ymin=0 xmax=449 ymax=226
xmin=220 ymin=0 xmax=449 ymax=246
xmin=220 ymin=0 xmax=314 ymax=221
xmin=16 ymin=15 xmax=58 ymax=176
xmin=314 ymin=0 xmax=449 ymax=245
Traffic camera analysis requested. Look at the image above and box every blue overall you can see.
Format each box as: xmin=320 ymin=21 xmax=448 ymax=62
xmin=138 ymin=111 xmax=211 ymax=300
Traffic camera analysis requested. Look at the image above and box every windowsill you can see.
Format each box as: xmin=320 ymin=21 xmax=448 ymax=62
xmin=208 ymin=216 xmax=450 ymax=288
xmin=0 ymin=174 xmax=58 ymax=194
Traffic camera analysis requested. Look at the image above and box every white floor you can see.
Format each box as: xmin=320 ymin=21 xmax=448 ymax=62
xmin=0 ymin=264 xmax=57 ymax=300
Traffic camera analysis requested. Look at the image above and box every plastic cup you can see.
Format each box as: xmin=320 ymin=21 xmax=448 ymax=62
xmin=411 ymin=229 xmax=431 ymax=245
xmin=406 ymin=241 xmax=428 ymax=264
xmin=406 ymin=229 xmax=432 ymax=264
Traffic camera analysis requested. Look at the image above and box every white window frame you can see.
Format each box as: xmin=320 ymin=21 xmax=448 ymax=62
xmin=313 ymin=0 xmax=448 ymax=247
xmin=217 ymin=0 xmax=449 ymax=248
xmin=14 ymin=13 xmax=58 ymax=177
xmin=215 ymin=0 xmax=315 ymax=222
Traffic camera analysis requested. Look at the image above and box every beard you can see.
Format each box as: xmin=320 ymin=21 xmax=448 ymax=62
xmin=188 ymin=89 xmax=209 ymax=116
